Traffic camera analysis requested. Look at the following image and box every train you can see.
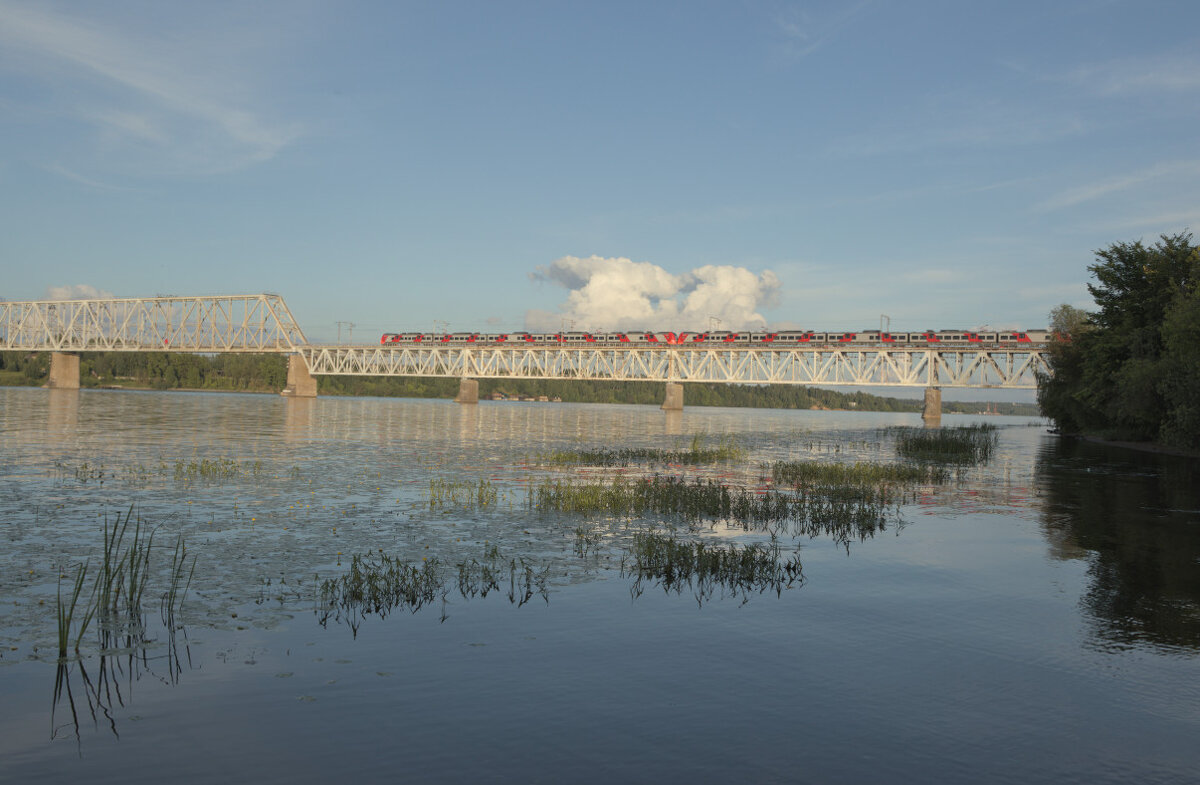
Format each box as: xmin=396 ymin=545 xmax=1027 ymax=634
xmin=379 ymin=329 xmax=1054 ymax=346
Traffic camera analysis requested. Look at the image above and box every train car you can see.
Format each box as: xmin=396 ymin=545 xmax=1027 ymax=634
xmin=774 ymin=331 xmax=815 ymax=343
xmin=562 ymin=332 xmax=597 ymax=344
xmin=380 ymin=332 xmax=428 ymax=344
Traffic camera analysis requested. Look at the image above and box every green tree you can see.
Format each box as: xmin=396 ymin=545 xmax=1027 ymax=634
xmin=1038 ymin=231 xmax=1200 ymax=447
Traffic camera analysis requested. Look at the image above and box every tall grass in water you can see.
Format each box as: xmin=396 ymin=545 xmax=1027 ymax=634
xmin=889 ymin=424 xmax=998 ymax=464
xmin=427 ymin=478 xmax=503 ymax=509
xmin=53 ymin=507 xmax=194 ymax=659
xmin=540 ymin=434 xmax=745 ymax=466
xmin=771 ymin=461 xmax=948 ymax=487
xmin=533 ymin=471 xmax=916 ymax=551
xmin=317 ymin=545 xmax=551 ymax=635
xmin=56 ymin=561 xmax=97 ymax=659
xmin=622 ymin=532 xmax=803 ymax=604
xmin=173 ymin=457 xmax=262 ymax=482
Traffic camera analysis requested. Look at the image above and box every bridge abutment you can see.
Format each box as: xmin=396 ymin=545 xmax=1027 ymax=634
xmin=454 ymin=378 xmax=479 ymax=404
xmin=281 ymin=355 xmax=318 ymax=398
xmin=922 ymin=387 xmax=942 ymax=426
xmin=662 ymin=382 xmax=684 ymax=411
xmin=47 ymin=352 xmax=80 ymax=389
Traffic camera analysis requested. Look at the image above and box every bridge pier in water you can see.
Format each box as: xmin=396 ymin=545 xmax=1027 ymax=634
xmin=281 ymin=354 xmax=318 ymax=398
xmin=662 ymin=382 xmax=684 ymax=411
xmin=47 ymin=352 xmax=80 ymax=389
xmin=922 ymin=387 xmax=942 ymax=426
xmin=454 ymin=378 xmax=479 ymax=404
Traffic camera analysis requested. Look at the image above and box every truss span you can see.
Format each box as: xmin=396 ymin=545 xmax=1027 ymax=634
xmin=0 ymin=294 xmax=307 ymax=352
xmin=299 ymin=345 xmax=1050 ymax=389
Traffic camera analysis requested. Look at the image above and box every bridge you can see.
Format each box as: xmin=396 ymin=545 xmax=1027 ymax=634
xmin=0 ymin=293 xmax=1051 ymax=421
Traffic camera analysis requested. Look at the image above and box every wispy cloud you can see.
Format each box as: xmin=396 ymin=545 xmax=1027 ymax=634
xmin=1037 ymin=160 xmax=1200 ymax=211
xmin=0 ymin=1 xmax=301 ymax=175
xmin=1062 ymin=52 xmax=1200 ymax=94
xmin=45 ymin=163 xmax=135 ymax=191
xmin=828 ymin=96 xmax=1084 ymax=158
xmin=772 ymin=0 xmax=874 ymax=58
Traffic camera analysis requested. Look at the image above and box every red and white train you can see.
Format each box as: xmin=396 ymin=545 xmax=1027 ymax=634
xmin=380 ymin=329 xmax=1054 ymax=346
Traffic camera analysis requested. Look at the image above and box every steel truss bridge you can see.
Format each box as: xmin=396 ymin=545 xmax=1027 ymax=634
xmin=1 ymin=293 xmax=1050 ymax=389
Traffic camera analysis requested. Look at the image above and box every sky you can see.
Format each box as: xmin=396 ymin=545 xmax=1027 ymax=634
xmin=1 ymin=0 xmax=1198 ymax=344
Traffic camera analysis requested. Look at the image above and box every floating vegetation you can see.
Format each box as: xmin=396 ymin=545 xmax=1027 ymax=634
xmin=889 ymin=424 xmax=999 ymax=465
xmin=540 ymin=433 xmax=745 ymax=466
xmin=622 ymin=532 xmax=803 ymax=604
xmin=174 ymin=457 xmax=262 ymax=482
xmin=317 ymin=545 xmax=551 ymax=635
xmin=426 ymin=478 xmax=505 ymax=510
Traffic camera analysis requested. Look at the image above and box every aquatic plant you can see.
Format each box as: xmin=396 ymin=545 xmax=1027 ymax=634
xmin=317 ymin=545 xmax=551 ymax=635
xmin=622 ymin=532 xmax=803 ymax=603
xmin=55 ymin=561 xmax=97 ymax=659
xmin=51 ymin=507 xmax=196 ymax=659
xmin=888 ymin=424 xmax=999 ymax=464
xmin=173 ymin=457 xmax=262 ymax=482
xmin=539 ymin=434 xmax=745 ymax=467
xmin=770 ymin=460 xmax=948 ymax=487
xmin=427 ymin=478 xmax=502 ymax=509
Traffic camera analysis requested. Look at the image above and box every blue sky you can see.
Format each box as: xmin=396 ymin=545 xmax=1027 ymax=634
xmin=2 ymin=0 xmax=1197 ymax=343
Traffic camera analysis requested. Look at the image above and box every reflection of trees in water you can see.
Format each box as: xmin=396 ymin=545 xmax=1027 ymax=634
xmin=1035 ymin=438 xmax=1200 ymax=652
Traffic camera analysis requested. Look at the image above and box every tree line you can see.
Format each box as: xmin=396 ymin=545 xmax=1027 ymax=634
xmin=1038 ymin=231 xmax=1199 ymax=450
xmin=0 ymin=349 xmax=1036 ymax=415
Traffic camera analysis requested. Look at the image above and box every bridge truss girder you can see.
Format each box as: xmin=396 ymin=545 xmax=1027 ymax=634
xmin=299 ymin=346 xmax=1050 ymax=389
xmin=0 ymin=294 xmax=307 ymax=352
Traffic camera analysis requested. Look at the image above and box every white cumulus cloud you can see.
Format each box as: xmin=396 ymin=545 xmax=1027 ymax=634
xmin=527 ymin=256 xmax=781 ymax=332
xmin=44 ymin=284 xmax=115 ymax=300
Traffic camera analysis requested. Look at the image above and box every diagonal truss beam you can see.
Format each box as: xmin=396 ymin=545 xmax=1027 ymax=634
xmin=0 ymin=294 xmax=307 ymax=352
xmin=298 ymin=346 xmax=1050 ymax=389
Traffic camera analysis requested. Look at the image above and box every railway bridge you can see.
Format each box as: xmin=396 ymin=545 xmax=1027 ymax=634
xmin=0 ymin=293 xmax=1052 ymax=422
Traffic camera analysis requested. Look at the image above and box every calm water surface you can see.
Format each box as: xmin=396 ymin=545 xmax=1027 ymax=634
xmin=0 ymin=388 xmax=1197 ymax=784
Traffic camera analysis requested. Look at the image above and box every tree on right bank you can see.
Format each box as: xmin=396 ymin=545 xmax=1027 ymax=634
xmin=1038 ymin=231 xmax=1200 ymax=450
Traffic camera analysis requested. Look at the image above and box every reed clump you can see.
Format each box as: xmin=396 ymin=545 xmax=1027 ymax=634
xmin=173 ymin=457 xmax=262 ymax=482
xmin=54 ymin=507 xmax=195 ymax=660
xmin=426 ymin=478 xmax=502 ymax=510
xmin=889 ymin=424 xmax=998 ymax=464
xmin=622 ymin=532 xmax=803 ymax=603
xmin=532 ymin=471 xmax=912 ymax=550
xmin=317 ymin=545 xmax=551 ymax=634
xmin=540 ymin=434 xmax=744 ymax=467
xmin=771 ymin=460 xmax=948 ymax=487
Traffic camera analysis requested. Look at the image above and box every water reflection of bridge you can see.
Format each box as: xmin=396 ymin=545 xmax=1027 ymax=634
xmin=1 ymin=293 xmax=1050 ymax=418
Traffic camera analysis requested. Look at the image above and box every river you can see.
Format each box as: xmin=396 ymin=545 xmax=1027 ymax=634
xmin=0 ymin=387 xmax=1196 ymax=784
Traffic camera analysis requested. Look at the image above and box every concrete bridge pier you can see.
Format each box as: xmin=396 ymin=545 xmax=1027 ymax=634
xmin=454 ymin=377 xmax=479 ymax=404
xmin=281 ymin=354 xmax=318 ymax=397
xmin=662 ymin=382 xmax=684 ymax=411
xmin=47 ymin=352 xmax=80 ymax=389
xmin=922 ymin=387 xmax=942 ymax=426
